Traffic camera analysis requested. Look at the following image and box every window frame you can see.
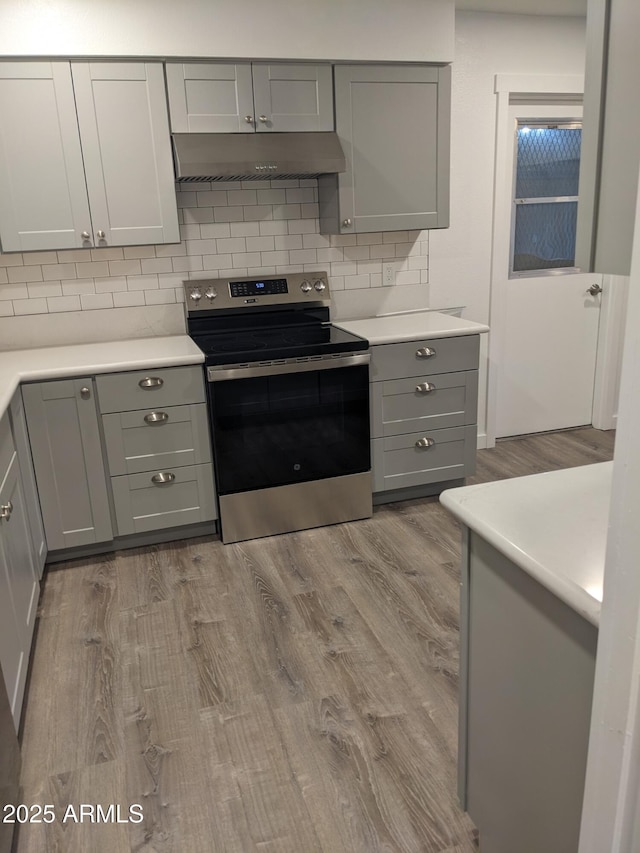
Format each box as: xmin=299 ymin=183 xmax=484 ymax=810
xmin=509 ymin=118 xmax=583 ymax=279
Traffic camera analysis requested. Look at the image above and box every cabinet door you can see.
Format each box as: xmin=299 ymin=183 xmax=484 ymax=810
xmin=0 ymin=656 xmax=20 ymax=843
xmin=0 ymin=61 xmax=92 ymax=252
xmin=0 ymin=549 xmax=22 ymax=731
xmin=0 ymin=451 xmax=39 ymax=726
xmin=251 ymin=63 xmax=333 ymax=132
xmin=327 ymin=64 xmax=450 ymax=234
xmin=575 ymin=0 xmax=639 ymax=276
xmin=166 ymin=62 xmax=255 ymax=133
xmin=10 ymin=391 xmax=46 ymax=577
xmin=71 ymin=62 xmax=180 ymax=246
xmin=22 ymin=379 xmax=113 ymax=552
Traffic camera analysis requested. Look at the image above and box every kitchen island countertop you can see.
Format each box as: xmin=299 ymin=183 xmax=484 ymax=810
xmin=0 ymin=335 xmax=204 ymax=419
xmin=440 ymin=461 xmax=612 ymax=627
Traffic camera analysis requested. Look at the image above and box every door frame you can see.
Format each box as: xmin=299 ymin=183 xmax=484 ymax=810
xmin=485 ymin=73 xmax=624 ymax=446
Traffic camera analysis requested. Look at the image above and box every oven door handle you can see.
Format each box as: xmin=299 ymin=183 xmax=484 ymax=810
xmin=207 ymin=351 xmax=370 ymax=382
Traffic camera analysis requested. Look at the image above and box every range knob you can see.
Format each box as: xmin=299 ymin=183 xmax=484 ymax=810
xmin=205 ymin=287 xmax=217 ymax=301
xmin=300 ymin=280 xmax=312 ymax=293
xmin=189 ymin=288 xmax=202 ymax=303
xmin=313 ymin=279 xmax=327 ymax=292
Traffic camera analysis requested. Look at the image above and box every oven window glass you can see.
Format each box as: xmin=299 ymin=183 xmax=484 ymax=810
xmin=209 ymin=364 xmax=370 ymax=494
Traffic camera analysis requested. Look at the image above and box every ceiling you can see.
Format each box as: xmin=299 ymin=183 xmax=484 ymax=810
xmin=456 ymin=0 xmax=586 ymax=15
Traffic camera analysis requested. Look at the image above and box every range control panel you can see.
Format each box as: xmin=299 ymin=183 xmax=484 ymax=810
xmin=183 ymin=271 xmax=330 ymax=313
xmin=229 ymin=278 xmax=288 ymax=298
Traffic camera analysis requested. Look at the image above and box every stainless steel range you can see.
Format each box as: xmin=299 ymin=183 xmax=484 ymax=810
xmin=184 ymin=272 xmax=372 ymax=544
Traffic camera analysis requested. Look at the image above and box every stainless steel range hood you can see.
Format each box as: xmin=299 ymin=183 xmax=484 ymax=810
xmin=172 ymin=132 xmax=346 ymax=182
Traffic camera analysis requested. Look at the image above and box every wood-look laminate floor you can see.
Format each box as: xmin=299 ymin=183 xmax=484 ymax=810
xmin=14 ymin=427 xmax=615 ymax=853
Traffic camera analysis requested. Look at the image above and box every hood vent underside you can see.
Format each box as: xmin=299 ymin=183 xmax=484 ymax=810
xmin=178 ymin=172 xmax=325 ymax=182
xmin=172 ymin=132 xmax=346 ymax=182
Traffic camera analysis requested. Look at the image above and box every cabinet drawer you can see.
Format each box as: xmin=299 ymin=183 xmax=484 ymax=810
xmin=111 ymin=463 xmax=217 ymax=536
xmin=96 ymin=366 xmax=206 ymax=413
xmin=103 ymin=403 xmax=211 ymax=476
xmin=372 ymin=425 xmax=477 ymax=492
xmin=371 ymin=370 xmax=478 ymax=438
xmin=370 ymin=335 xmax=480 ymax=381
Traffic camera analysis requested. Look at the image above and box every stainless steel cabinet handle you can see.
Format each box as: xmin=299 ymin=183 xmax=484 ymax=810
xmin=81 ymin=231 xmax=91 ymax=240
xmin=80 ymin=386 xmax=91 ymax=400
xmin=415 ymin=437 xmax=435 ymax=449
xmin=416 ymin=346 xmax=436 ymax=358
xmin=416 ymin=382 xmax=436 ymax=393
xmin=139 ymin=376 xmax=164 ymax=388
xmin=245 ymin=115 xmax=254 ymax=124
xmin=587 ymin=283 xmax=602 ymax=296
xmin=0 ymin=500 xmax=13 ymax=520
xmin=258 ymin=115 xmax=268 ymax=123
xmin=151 ymin=472 xmax=175 ymax=485
xmin=144 ymin=411 xmax=169 ymax=424
xmin=96 ymin=229 xmax=106 ymax=239
xmin=342 ymin=218 xmax=352 ymax=228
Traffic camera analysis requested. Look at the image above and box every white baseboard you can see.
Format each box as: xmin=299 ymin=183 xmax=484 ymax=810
xmin=476 ymin=431 xmax=488 ymax=450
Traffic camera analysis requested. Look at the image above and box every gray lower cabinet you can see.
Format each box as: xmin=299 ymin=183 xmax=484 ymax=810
xmin=319 ymin=64 xmax=451 ymax=234
xmin=22 ymin=378 xmax=113 ymax=551
xmin=459 ymin=531 xmax=596 ymax=853
xmin=21 ymin=365 xmax=217 ymax=557
xmin=95 ymin=365 xmax=217 ymax=536
xmin=8 ymin=392 xmax=46 ymax=578
xmin=0 ymin=412 xmax=39 ymax=729
xmin=370 ymin=335 xmax=479 ymax=497
xmin=0 ymin=658 xmax=20 ymax=853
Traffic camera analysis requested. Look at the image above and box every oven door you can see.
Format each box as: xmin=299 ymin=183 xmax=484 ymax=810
xmin=207 ymin=353 xmax=370 ymax=496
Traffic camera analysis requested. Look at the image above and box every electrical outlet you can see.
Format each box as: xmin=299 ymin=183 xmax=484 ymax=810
xmin=383 ymin=261 xmax=401 ymax=286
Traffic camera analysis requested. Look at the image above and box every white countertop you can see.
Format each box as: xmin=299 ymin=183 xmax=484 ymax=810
xmin=0 ymin=336 xmax=204 ymax=418
xmin=440 ymin=462 xmax=612 ymax=627
xmin=334 ymin=310 xmax=490 ymax=345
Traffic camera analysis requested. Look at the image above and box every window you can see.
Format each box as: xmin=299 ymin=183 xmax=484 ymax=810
xmin=510 ymin=121 xmax=582 ymax=277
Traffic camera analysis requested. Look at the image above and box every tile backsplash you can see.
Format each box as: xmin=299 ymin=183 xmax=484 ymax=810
xmin=0 ymin=179 xmax=429 ymax=319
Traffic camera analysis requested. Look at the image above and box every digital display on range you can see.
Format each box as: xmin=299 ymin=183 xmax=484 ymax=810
xmin=229 ymin=278 xmax=288 ymax=297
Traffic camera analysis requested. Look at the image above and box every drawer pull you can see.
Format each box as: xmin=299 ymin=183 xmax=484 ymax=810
xmin=139 ymin=376 xmax=164 ymax=389
xmin=151 ymin=472 xmax=176 ymax=485
xmin=0 ymin=500 xmax=13 ymax=520
xmin=144 ymin=411 xmax=169 ymax=424
xmin=416 ymin=382 xmax=436 ymax=394
xmin=416 ymin=346 xmax=436 ymax=359
xmin=415 ymin=437 xmax=435 ymax=449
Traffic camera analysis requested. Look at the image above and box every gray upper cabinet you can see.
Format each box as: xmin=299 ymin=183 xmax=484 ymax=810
xmin=0 ymin=61 xmax=179 ymax=253
xmin=0 ymin=62 xmax=91 ymax=252
xmin=319 ymin=64 xmax=451 ymax=234
xmin=166 ymin=61 xmax=334 ymax=133
xmin=22 ymin=379 xmax=113 ymax=552
xmin=576 ymin=0 xmax=639 ymax=276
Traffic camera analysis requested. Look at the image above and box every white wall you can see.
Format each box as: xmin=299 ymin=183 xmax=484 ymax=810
xmin=0 ymin=0 xmax=454 ymax=63
xmin=428 ymin=11 xmax=587 ymax=323
xmin=419 ymin=11 xmax=586 ymax=441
